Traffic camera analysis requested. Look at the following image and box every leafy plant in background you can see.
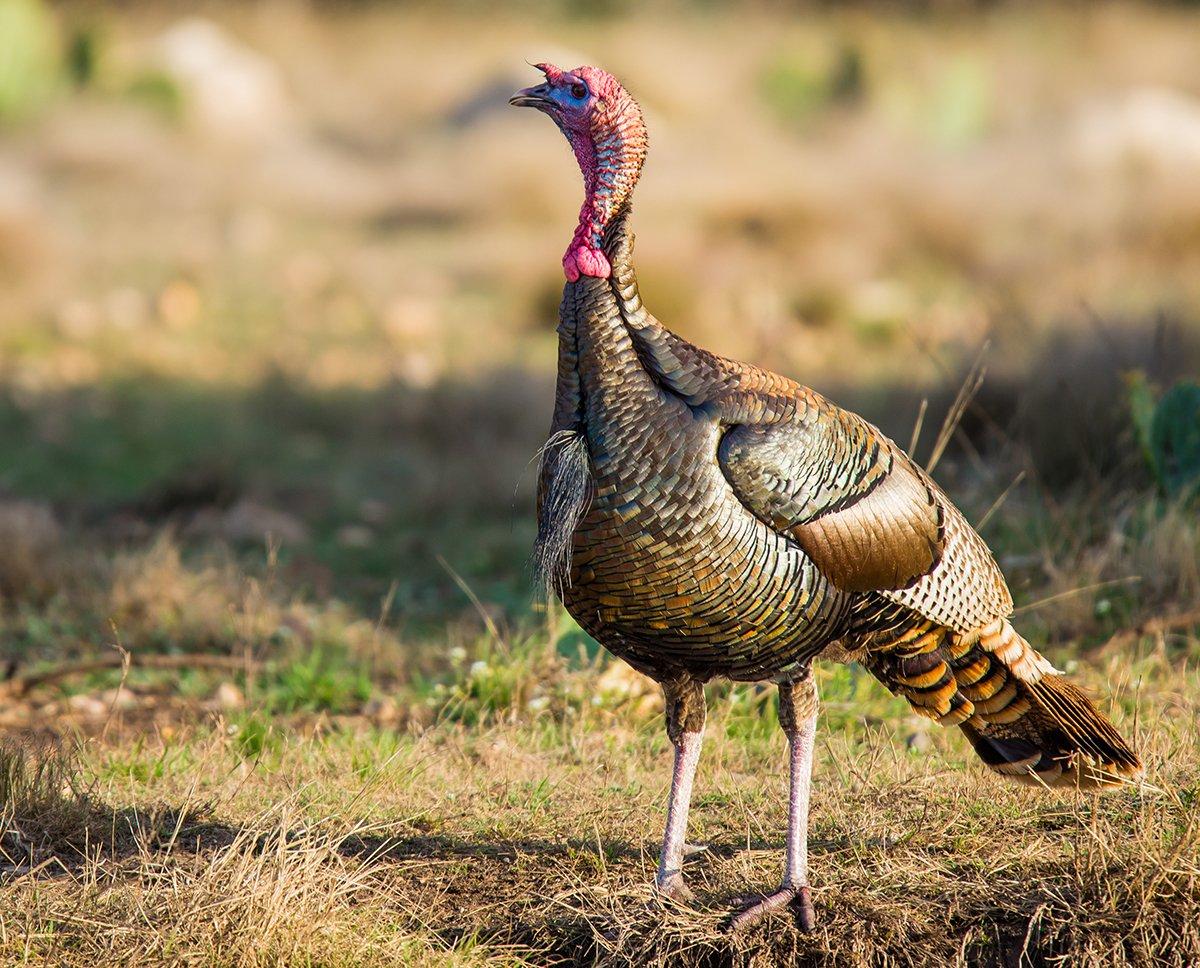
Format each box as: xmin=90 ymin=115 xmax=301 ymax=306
xmin=876 ymin=53 xmax=992 ymax=149
xmin=263 ymin=648 xmax=372 ymax=714
xmin=124 ymin=70 xmax=185 ymax=121
xmin=760 ymin=42 xmax=865 ymax=127
xmin=1127 ymin=372 xmax=1200 ymax=501
xmin=927 ymin=56 xmax=991 ymax=149
xmin=0 ymin=0 xmax=59 ymax=123
xmin=65 ymin=23 xmax=101 ymax=89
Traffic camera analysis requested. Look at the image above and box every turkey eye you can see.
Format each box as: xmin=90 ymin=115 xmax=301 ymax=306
xmin=570 ymin=82 xmax=587 ymax=99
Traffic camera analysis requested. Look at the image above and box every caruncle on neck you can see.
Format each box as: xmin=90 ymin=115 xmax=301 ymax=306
xmin=509 ymin=63 xmax=648 ymax=281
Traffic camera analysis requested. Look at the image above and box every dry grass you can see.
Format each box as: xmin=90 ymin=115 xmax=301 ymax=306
xmin=0 ymin=637 xmax=1195 ymax=967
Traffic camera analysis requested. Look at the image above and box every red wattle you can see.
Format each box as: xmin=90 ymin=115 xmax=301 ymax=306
xmin=563 ymin=244 xmax=611 ymax=281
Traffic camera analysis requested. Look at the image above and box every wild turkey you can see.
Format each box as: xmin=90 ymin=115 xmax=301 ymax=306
xmin=510 ymin=63 xmax=1142 ymax=932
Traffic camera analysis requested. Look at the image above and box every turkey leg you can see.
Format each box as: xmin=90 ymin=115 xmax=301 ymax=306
xmin=654 ymin=677 xmax=706 ymax=902
xmin=729 ymin=675 xmax=818 ymax=932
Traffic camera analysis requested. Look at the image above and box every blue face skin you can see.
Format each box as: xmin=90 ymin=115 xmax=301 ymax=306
xmin=547 ymin=78 xmax=591 ymax=114
xmin=510 ymin=75 xmax=592 ymax=136
xmin=544 ymin=78 xmax=592 ymax=138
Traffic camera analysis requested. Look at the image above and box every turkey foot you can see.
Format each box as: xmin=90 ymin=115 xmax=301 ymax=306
xmin=727 ymin=884 xmax=814 ymax=933
xmin=653 ymin=873 xmax=695 ymax=905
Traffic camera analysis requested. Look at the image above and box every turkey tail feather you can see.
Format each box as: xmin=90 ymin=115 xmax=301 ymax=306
xmin=978 ymin=674 xmax=1143 ymax=788
xmin=863 ymin=618 xmax=1142 ymax=789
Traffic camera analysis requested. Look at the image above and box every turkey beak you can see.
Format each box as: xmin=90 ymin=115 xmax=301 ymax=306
xmin=509 ymin=83 xmax=555 ymax=112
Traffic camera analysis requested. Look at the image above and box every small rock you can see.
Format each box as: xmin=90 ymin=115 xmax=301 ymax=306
xmin=67 ymin=694 xmax=108 ymax=718
xmin=358 ymin=498 xmax=389 ymax=525
xmin=158 ymin=279 xmax=201 ymax=330
xmin=0 ymin=502 xmax=61 ymax=607
xmin=336 ymin=524 xmax=373 ymax=549
xmin=214 ymin=681 xmax=244 ymax=711
xmin=597 ymin=661 xmax=657 ymax=699
xmin=155 ymin=17 xmax=295 ymax=145
xmin=363 ymin=695 xmax=400 ymax=724
xmin=104 ymin=287 xmax=149 ymax=332
xmin=906 ymin=730 xmax=932 ymax=754
xmin=395 ymin=350 xmax=442 ymax=389
xmin=596 ymin=661 xmax=662 ymax=717
xmin=189 ymin=499 xmax=308 ymax=546
xmin=383 ymin=294 xmax=437 ymax=343
xmin=283 ymin=250 xmax=332 ymax=297
xmin=99 ymin=688 xmax=138 ymax=711
xmin=56 ymin=298 xmax=101 ymax=339
xmin=1072 ymin=86 xmax=1200 ymax=173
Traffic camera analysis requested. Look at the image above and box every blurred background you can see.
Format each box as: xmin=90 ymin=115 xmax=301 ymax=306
xmin=0 ymin=0 xmax=1198 ymax=725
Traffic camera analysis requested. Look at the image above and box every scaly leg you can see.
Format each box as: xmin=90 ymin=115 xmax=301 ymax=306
xmin=654 ymin=677 xmax=706 ymax=903
xmin=729 ymin=674 xmax=819 ymax=932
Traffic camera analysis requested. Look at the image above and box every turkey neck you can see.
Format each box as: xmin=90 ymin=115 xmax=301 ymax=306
xmin=552 ymin=211 xmax=687 ymax=445
xmin=565 ymin=130 xmax=632 ymax=273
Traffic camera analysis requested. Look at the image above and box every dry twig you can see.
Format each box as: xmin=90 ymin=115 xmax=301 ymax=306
xmin=0 ymin=654 xmax=261 ymax=698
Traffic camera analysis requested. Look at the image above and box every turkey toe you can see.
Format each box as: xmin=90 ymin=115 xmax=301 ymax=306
xmin=727 ymin=885 xmax=815 ymax=933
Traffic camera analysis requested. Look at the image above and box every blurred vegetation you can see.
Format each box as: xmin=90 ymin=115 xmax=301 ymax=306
xmin=760 ymin=43 xmax=866 ymax=127
xmin=0 ymin=0 xmax=59 ymax=122
xmin=1128 ymin=374 xmax=1200 ymax=500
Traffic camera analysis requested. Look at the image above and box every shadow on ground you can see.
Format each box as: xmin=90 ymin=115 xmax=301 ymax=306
xmin=2 ymin=315 xmax=1194 ymax=618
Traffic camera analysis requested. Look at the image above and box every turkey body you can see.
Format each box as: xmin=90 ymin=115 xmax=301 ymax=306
xmin=551 ymin=270 xmax=848 ymax=684
xmin=541 ymin=219 xmax=972 ymax=688
xmin=539 ymin=217 xmax=1139 ymax=788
